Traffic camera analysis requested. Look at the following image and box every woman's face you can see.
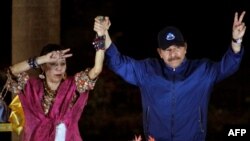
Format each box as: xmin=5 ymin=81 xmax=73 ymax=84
xmin=43 ymin=59 xmax=67 ymax=83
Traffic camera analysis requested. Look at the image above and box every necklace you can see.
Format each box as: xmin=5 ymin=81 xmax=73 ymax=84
xmin=42 ymin=80 xmax=57 ymax=115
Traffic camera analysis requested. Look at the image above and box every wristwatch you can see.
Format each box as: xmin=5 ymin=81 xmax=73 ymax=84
xmin=232 ymin=38 xmax=242 ymax=44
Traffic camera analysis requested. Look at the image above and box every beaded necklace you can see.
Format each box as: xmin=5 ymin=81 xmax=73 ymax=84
xmin=42 ymin=80 xmax=57 ymax=115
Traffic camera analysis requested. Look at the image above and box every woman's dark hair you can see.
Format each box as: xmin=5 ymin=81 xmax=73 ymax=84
xmin=40 ymin=44 xmax=65 ymax=56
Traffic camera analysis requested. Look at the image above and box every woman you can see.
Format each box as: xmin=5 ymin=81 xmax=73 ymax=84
xmin=6 ymin=43 xmax=105 ymax=141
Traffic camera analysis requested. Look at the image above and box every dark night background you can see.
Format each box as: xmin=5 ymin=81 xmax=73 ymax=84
xmin=1 ymin=0 xmax=250 ymax=141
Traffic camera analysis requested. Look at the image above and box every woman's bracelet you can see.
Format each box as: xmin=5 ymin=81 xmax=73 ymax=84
xmin=27 ymin=57 xmax=39 ymax=69
xmin=92 ymin=35 xmax=106 ymax=50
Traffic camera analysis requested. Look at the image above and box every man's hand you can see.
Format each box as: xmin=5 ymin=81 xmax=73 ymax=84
xmin=232 ymin=11 xmax=246 ymax=41
xmin=94 ymin=16 xmax=111 ymax=36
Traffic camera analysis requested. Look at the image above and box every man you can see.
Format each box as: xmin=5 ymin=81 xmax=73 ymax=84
xmin=93 ymin=11 xmax=246 ymax=141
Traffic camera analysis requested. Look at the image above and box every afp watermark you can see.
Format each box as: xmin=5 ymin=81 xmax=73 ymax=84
xmin=222 ymin=125 xmax=249 ymax=140
xmin=228 ymin=129 xmax=246 ymax=136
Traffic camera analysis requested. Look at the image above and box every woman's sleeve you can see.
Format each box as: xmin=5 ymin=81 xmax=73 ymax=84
xmin=7 ymin=71 xmax=29 ymax=94
xmin=74 ymin=68 xmax=98 ymax=93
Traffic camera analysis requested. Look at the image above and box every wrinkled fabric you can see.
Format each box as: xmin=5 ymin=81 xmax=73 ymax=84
xmin=8 ymin=95 xmax=24 ymax=135
xmin=18 ymin=77 xmax=89 ymax=141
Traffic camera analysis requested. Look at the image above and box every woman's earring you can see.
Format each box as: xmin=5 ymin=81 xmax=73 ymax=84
xmin=63 ymin=73 xmax=67 ymax=80
xmin=39 ymin=71 xmax=45 ymax=79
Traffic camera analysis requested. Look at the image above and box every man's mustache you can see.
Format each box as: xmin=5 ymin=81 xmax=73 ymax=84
xmin=168 ymin=57 xmax=181 ymax=62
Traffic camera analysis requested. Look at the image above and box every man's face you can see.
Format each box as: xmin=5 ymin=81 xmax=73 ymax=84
xmin=157 ymin=44 xmax=187 ymax=69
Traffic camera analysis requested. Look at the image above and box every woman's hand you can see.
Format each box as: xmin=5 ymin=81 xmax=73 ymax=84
xmin=94 ymin=16 xmax=111 ymax=36
xmin=37 ymin=48 xmax=73 ymax=64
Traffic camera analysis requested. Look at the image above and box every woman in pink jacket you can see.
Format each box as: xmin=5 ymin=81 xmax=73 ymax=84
xmin=6 ymin=40 xmax=105 ymax=140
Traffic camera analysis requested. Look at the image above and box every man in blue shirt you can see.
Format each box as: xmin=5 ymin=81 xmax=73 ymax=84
xmin=93 ymin=11 xmax=246 ymax=141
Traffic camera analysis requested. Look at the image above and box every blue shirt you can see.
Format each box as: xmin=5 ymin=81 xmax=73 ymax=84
xmin=105 ymin=43 xmax=244 ymax=141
